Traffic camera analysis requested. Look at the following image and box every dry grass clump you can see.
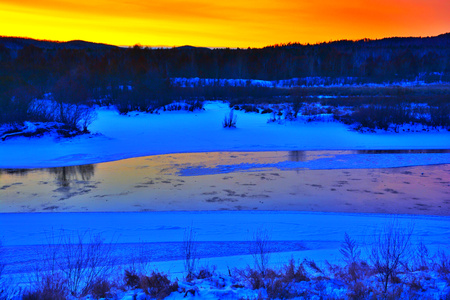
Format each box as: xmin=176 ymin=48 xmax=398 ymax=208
xmin=223 ymin=109 xmax=237 ymax=128
xmin=22 ymin=274 xmax=67 ymax=300
xmin=139 ymin=272 xmax=179 ymax=300
xmin=123 ymin=269 xmax=140 ymax=289
xmin=123 ymin=268 xmax=179 ymax=300
xmin=184 ymin=226 xmax=199 ymax=281
xmin=90 ymin=279 xmax=114 ymax=300
xmin=234 ymin=258 xmax=311 ymax=299
xmin=436 ymin=251 xmax=450 ymax=283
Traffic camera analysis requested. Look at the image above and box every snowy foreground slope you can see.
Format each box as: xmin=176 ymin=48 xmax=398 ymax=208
xmin=1 ymin=212 xmax=450 ymax=299
xmin=0 ymin=102 xmax=449 ymax=168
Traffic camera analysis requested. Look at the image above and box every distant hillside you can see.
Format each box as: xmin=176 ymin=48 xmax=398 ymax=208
xmin=266 ymin=33 xmax=450 ymax=49
xmin=173 ymin=45 xmax=211 ymax=51
xmin=0 ymin=36 xmax=117 ymax=50
xmin=4 ymin=33 xmax=449 ymax=51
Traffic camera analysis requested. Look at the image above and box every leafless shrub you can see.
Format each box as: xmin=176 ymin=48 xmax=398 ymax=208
xmin=267 ymin=110 xmax=278 ymax=123
xmin=387 ymin=285 xmax=404 ymax=299
xmin=264 ymin=258 xmax=312 ymax=299
xmin=340 ymin=232 xmax=361 ymax=265
xmin=184 ymin=226 xmax=199 ymax=281
xmin=33 ymin=230 xmax=116 ymax=298
xmin=28 ymin=100 xmax=58 ymax=122
xmin=195 ymin=265 xmax=216 ymax=280
xmin=193 ymin=265 xmax=226 ymax=289
xmin=78 ymin=105 xmax=97 ymax=132
xmin=223 ymin=109 xmax=237 ymax=128
xmin=338 ymin=233 xmax=371 ymax=283
xmin=291 ymin=97 xmax=302 ymax=118
xmin=90 ymin=278 xmax=113 ymax=299
xmin=28 ymin=100 xmax=96 ymax=132
xmin=57 ymin=231 xmax=115 ymax=296
xmin=282 ymin=258 xmax=309 ymax=283
xmin=56 ymin=103 xmax=97 ymax=132
xmin=250 ymin=227 xmax=271 ymax=276
xmin=302 ymin=103 xmax=327 ymax=116
xmin=265 ymin=278 xmax=293 ymax=299
xmin=264 ymin=268 xmax=279 ymax=281
xmin=346 ymin=281 xmax=372 ymax=300
xmin=211 ymin=278 xmax=228 ymax=290
xmin=412 ymin=242 xmax=431 ymax=271
xmin=303 ymin=259 xmax=324 ymax=275
xmin=30 ymin=240 xmax=67 ymax=299
xmin=235 ymin=267 xmax=265 ymax=290
xmin=353 ymin=262 xmax=372 ymax=283
xmin=124 ymin=269 xmax=140 ymax=289
xmin=140 ymin=271 xmax=179 ymax=299
xmin=22 ymin=274 xmax=67 ymax=300
xmin=264 ymin=259 xmax=311 ymax=300
xmin=236 ymin=258 xmax=310 ymax=297
xmin=370 ymin=220 xmax=414 ymax=294
xmin=435 ymin=250 xmax=450 ymax=282
xmin=326 ymin=259 xmax=371 ymax=287
xmin=186 ymin=100 xmax=204 ymax=111
xmin=407 ymin=276 xmax=425 ymax=292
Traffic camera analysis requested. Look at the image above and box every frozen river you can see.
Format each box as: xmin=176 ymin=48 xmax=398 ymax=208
xmin=1 ymin=150 xmax=449 ymax=215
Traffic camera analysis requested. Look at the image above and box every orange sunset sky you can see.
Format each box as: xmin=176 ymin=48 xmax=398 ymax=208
xmin=1 ymin=0 xmax=449 ymax=48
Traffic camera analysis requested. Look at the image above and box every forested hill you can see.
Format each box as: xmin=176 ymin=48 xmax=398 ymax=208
xmin=266 ymin=33 xmax=450 ymax=49
xmin=0 ymin=36 xmax=117 ymax=50
xmin=0 ymin=33 xmax=449 ymax=85
xmin=2 ymin=33 xmax=449 ymax=51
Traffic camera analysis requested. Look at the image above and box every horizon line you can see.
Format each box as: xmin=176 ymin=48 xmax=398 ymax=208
xmin=2 ymin=32 xmax=449 ymax=50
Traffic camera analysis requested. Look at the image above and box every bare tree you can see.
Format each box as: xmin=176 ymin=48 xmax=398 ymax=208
xmin=58 ymin=231 xmax=116 ymax=296
xmin=33 ymin=230 xmax=116 ymax=297
xmin=28 ymin=100 xmax=58 ymax=122
xmin=250 ymin=227 xmax=271 ymax=276
xmin=184 ymin=226 xmax=198 ymax=281
xmin=370 ymin=220 xmax=414 ymax=293
xmin=52 ymin=66 xmax=97 ymax=132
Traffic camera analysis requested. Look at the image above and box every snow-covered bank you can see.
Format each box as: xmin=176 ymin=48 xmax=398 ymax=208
xmin=1 ymin=211 xmax=449 ymax=299
xmin=0 ymin=102 xmax=449 ymax=168
xmin=171 ymin=76 xmax=449 ymax=88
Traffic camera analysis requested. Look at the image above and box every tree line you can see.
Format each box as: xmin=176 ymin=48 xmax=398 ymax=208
xmin=0 ymin=34 xmax=449 ymax=129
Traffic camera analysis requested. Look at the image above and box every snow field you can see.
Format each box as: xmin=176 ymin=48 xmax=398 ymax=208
xmin=2 ymin=211 xmax=449 ymax=299
xmin=0 ymin=102 xmax=449 ymax=168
